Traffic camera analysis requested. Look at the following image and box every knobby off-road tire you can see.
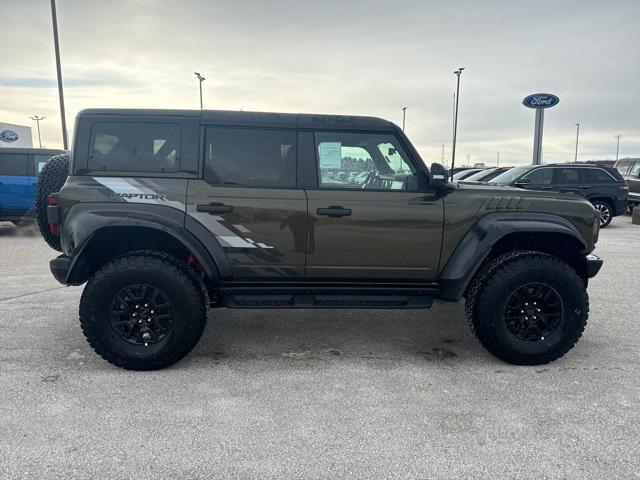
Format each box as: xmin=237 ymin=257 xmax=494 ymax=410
xmin=465 ymin=251 xmax=588 ymax=365
xmin=79 ymin=251 xmax=208 ymax=370
xmin=35 ymin=153 xmax=70 ymax=251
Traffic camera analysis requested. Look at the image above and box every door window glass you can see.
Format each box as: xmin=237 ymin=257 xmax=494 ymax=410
xmin=554 ymin=168 xmax=581 ymax=184
xmin=89 ymin=122 xmax=181 ymax=173
xmin=204 ymin=128 xmax=296 ymax=187
xmin=521 ymin=168 xmax=553 ymax=184
xmin=315 ymin=132 xmax=416 ymax=190
xmin=629 ymin=162 xmax=640 ymax=176
xmin=0 ymin=153 xmax=28 ymax=175
xmin=615 ymin=160 xmax=631 ymax=174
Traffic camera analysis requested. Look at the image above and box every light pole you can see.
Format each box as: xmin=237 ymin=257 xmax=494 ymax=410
xmin=574 ymin=123 xmax=580 ymax=162
xmin=194 ymin=72 xmax=206 ymax=110
xmin=29 ymin=115 xmax=45 ymax=148
xmin=451 ymin=67 xmax=465 ymax=175
xmin=497 ymin=151 xmax=500 ymax=167
xmin=50 ymin=0 xmax=68 ymax=150
xmin=615 ymin=134 xmax=621 ymax=161
xmin=401 ymin=106 xmax=407 ymax=131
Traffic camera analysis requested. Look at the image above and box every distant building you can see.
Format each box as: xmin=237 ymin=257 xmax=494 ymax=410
xmin=0 ymin=122 xmax=33 ymax=148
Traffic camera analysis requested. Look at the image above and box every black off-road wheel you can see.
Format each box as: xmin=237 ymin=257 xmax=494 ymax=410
xmin=35 ymin=152 xmax=70 ymax=251
xmin=592 ymin=200 xmax=613 ymax=228
xmin=465 ymin=251 xmax=588 ymax=365
xmin=79 ymin=251 xmax=208 ymax=370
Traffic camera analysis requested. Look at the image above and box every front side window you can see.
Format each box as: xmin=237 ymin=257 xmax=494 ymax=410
xmin=616 ymin=160 xmax=631 ymax=175
xmin=204 ymin=128 xmax=296 ymax=187
xmin=629 ymin=162 xmax=640 ymax=176
xmin=522 ymin=168 xmax=553 ymax=185
xmin=88 ymin=122 xmax=181 ymax=173
xmin=315 ymin=132 xmax=416 ymax=190
xmin=0 ymin=153 xmax=28 ymax=176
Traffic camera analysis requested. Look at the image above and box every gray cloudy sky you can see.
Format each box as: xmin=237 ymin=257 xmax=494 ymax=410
xmin=1 ymin=0 xmax=639 ymax=165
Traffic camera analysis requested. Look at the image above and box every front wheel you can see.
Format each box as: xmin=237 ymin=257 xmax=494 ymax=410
xmin=465 ymin=251 xmax=588 ymax=365
xmin=592 ymin=200 xmax=613 ymax=228
xmin=79 ymin=252 xmax=208 ymax=370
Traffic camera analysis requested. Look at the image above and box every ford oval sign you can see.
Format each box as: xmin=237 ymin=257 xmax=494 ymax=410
xmin=0 ymin=129 xmax=19 ymax=142
xmin=523 ymin=93 xmax=560 ymax=109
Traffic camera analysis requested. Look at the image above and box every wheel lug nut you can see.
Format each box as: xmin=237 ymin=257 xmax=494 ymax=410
xmin=138 ymin=320 xmax=142 ymax=324
xmin=144 ymin=303 xmax=148 ymax=307
xmin=150 ymin=310 xmax=154 ymax=314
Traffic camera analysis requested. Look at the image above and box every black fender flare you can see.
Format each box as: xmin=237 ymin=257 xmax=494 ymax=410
xmin=438 ymin=212 xmax=587 ymax=301
xmin=61 ymin=203 xmax=231 ymax=285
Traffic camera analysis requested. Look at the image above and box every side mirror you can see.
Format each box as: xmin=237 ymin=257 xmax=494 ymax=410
xmin=430 ymin=162 xmax=449 ymax=186
xmin=514 ymin=177 xmax=531 ymax=187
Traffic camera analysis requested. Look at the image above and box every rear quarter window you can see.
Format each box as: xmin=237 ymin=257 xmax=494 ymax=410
xmin=582 ymin=168 xmax=617 ymax=183
xmin=88 ymin=122 xmax=181 ymax=173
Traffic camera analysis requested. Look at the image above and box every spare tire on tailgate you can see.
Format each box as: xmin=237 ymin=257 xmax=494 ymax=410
xmin=35 ymin=153 xmax=70 ymax=251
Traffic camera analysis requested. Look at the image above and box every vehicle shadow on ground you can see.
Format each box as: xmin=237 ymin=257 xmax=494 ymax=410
xmin=185 ymin=300 xmax=486 ymax=367
xmin=0 ymin=222 xmax=39 ymax=237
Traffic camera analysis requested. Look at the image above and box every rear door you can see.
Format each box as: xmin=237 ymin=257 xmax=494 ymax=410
xmin=552 ymin=167 xmax=583 ymax=195
xmin=0 ymin=152 xmax=29 ymax=212
xmin=304 ymin=130 xmax=443 ymax=280
xmin=186 ymin=126 xmax=307 ymax=279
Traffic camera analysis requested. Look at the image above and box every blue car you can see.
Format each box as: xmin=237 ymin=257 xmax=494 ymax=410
xmin=0 ymin=148 xmax=65 ymax=224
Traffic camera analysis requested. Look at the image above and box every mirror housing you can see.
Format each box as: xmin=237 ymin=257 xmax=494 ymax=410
xmin=430 ymin=163 xmax=449 ymax=186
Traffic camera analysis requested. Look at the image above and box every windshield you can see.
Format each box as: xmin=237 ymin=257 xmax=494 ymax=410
xmin=452 ymin=169 xmax=482 ymax=181
xmin=490 ymin=166 xmax=533 ymax=185
xmin=461 ymin=168 xmax=497 ymax=182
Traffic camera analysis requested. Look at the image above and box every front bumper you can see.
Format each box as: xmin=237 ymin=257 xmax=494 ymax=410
xmin=586 ymin=254 xmax=603 ymax=278
xmin=50 ymin=255 xmax=72 ymax=284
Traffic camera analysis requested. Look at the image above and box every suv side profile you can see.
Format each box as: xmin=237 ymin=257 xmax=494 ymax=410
xmin=0 ymin=148 xmax=64 ymax=225
xmin=38 ymin=109 xmax=602 ymax=370
xmin=614 ymin=158 xmax=640 ymax=209
xmin=490 ymin=163 xmax=628 ymax=227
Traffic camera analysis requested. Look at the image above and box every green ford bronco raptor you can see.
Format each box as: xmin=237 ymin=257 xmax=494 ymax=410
xmin=36 ymin=109 xmax=603 ymax=370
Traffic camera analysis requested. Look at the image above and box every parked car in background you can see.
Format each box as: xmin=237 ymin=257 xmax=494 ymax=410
xmin=459 ymin=167 xmax=512 ymax=183
xmin=490 ymin=163 xmax=628 ymax=227
xmin=614 ymin=158 xmax=640 ymax=210
xmin=451 ymin=168 xmax=485 ymax=181
xmin=0 ymin=148 xmax=65 ymax=225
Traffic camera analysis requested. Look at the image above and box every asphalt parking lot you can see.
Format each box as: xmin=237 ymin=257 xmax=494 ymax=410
xmin=1 ymin=217 xmax=639 ymax=479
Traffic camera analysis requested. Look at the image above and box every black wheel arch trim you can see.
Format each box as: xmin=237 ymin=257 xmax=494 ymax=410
xmin=438 ymin=212 xmax=588 ymax=301
xmin=60 ymin=203 xmax=231 ymax=285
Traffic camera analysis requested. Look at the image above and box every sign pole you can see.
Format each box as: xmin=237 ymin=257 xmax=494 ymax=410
xmin=532 ymin=108 xmax=544 ymax=165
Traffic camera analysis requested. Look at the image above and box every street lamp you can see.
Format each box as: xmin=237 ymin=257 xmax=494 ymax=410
xmin=401 ymin=106 xmax=407 ymax=131
xmin=451 ymin=67 xmax=465 ymax=175
xmin=615 ymin=134 xmax=622 ymax=161
xmin=574 ymin=123 xmax=580 ymax=162
xmin=50 ymin=0 xmax=68 ymax=150
xmin=29 ymin=115 xmax=46 ymax=148
xmin=194 ymin=72 xmax=206 ymax=110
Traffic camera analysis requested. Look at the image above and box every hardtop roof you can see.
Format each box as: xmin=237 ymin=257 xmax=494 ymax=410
xmin=77 ymin=108 xmax=397 ymax=131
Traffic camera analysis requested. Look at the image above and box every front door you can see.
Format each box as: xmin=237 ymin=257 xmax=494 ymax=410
xmin=186 ymin=126 xmax=307 ymax=279
xmin=0 ymin=152 xmax=29 ymax=212
xmin=305 ymin=131 xmax=443 ymax=280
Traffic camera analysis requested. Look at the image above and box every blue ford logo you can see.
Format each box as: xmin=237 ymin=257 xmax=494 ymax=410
xmin=522 ymin=93 xmax=560 ymax=109
xmin=0 ymin=129 xmax=19 ymax=142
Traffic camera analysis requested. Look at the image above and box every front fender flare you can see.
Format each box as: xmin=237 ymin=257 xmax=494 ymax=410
xmin=438 ymin=212 xmax=587 ymax=301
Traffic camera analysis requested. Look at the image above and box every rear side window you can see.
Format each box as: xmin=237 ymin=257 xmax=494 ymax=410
xmin=88 ymin=122 xmax=181 ymax=173
xmin=554 ymin=168 xmax=580 ymax=184
xmin=630 ymin=162 xmax=640 ymax=176
xmin=0 ymin=153 xmax=28 ymax=175
xmin=204 ymin=128 xmax=296 ymax=187
xmin=615 ymin=160 xmax=631 ymax=174
xmin=582 ymin=168 xmax=615 ymax=183
xmin=33 ymin=154 xmax=53 ymax=175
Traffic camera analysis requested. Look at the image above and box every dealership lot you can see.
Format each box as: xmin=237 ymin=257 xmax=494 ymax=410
xmin=0 ymin=218 xmax=638 ymax=479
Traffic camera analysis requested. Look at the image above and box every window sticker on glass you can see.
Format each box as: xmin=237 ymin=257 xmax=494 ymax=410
xmin=318 ymin=142 xmax=342 ymax=169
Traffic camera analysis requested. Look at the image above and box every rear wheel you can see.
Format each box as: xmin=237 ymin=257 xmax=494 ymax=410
xmin=79 ymin=251 xmax=208 ymax=370
xmin=35 ymin=153 xmax=70 ymax=251
xmin=465 ymin=251 xmax=588 ymax=365
xmin=592 ymin=200 xmax=613 ymax=228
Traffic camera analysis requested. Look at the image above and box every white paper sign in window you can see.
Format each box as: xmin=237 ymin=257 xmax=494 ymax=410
xmin=318 ymin=142 xmax=342 ymax=169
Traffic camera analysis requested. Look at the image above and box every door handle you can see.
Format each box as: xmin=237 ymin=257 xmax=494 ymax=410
xmin=197 ymin=203 xmax=233 ymax=214
xmin=317 ymin=206 xmax=352 ymax=218
xmin=578 ymin=185 xmax=590 ymax=189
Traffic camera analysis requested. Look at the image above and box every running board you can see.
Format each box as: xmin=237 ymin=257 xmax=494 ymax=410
xmin=221 ymin=282 xmax=438 ymax=309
